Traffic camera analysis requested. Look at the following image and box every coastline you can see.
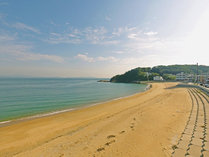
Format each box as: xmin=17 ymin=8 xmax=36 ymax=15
xmin=0 ymin=82 xmax=191 ymax=157
xmin=0 ymin=84 xmax=150 ymax=127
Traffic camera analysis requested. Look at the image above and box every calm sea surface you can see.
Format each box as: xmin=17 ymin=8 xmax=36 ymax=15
xmin=0 ymin=78 xmax=147 ymax=122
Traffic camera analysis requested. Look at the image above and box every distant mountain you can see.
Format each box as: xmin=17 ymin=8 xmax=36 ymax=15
xmin=110 ymin=64 xmax=209 ymax=83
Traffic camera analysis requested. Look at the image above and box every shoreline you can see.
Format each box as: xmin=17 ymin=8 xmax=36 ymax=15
xmin=0 ymin=84 xmax=150 ymax=127
xmin=0 ymin=82 xmax=190 ymax=157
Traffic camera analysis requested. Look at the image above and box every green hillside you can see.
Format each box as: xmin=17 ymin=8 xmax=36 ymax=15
xmin=151 ymin=65 xmax=209 ymax=75
xmin=110 ymin=64 xmax=209 ymax=83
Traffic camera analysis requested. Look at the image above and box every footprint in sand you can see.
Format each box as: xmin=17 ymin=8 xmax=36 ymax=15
xmin=107 ymin=135 xmax=116 ymax=139
xmin=105 ymin=139 xmax=116 ymax=146
xmin=97 ymin=147 xmax=105 ymax=152
xmin=119 ymin=130 xmax=125 ymax=134
xmin=74 ymin=141 xmax=79 ymax=144
xmin=130 ymin=122 xmax=135 ymax=128
xmin=130 ymin=126 xmax=135 ymax=131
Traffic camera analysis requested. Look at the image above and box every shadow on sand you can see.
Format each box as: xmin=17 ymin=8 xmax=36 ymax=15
xmin=165 ymin=83 xmax=199 ymax=89
xmin=166 ymin=83 xmax=209 ymax=96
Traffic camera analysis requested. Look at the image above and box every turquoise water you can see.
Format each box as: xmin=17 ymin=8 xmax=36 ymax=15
xmin=0 ymin=78 xmax=147 ymax=122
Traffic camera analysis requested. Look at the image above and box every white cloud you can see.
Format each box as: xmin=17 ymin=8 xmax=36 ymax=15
xmin=116 ymin=28 xmax=165 ymax=54
xmin=100 ymin=40 xmax=119 ymax=45
xmin=105 ymin=16 xmax=111 ymax=21
xmin=97 ymin=56 xmax=118 ymax=62
xmin=0 ymin=34 xmax=64 ymax=63
xmin=50 ymin=32 xmax=60 ymax=36
xmin=127 ymin=33 xmax=138 ymax=39
xmin=75 ymin=54 xmax=119 ymax=63
xmin=83 ymin=27 xmax=119 ymax=45
xmin=116 ymin=54 xmax=164 ymax=68
xmin=75 ymin=54 xmax=94 ymax=62
xmin=112 ymin=27 xmax=124 ymax=36
xmin=47 ymin=26 xmax=119 ymax=45
xmin=144 ymin=31 xmax=158 ymax=36
xmin=46 ymin=32 xmax=81 ymax=44
xmin=84 ymin=27 xmax=107 ymax=44
xmin=127 ymin=30 xmax=158 ymax=41
xmin=16 ymin=52 xmax=64 ymax=63
xmin=113 ymin=51 xmax=125 ymax=54
xmin=13 ymin=22 xmax=40 ymax=34
xmin=0 ymin=34 xmax=15 ymax=41
xmin=68 ymin=34 xmax=77 ymax=37
xmin=112 ymin=27 xmax=137 ymax=36
xmin=1 ymin=47 xmax=64 ymax=63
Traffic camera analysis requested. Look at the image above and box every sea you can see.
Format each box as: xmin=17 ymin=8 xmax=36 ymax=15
xmin=0 ymin=78 xmax=147 ymax=122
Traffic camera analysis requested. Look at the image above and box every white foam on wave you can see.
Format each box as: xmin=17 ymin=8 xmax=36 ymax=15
xmin=0 ymin=120 xmax=11 ymax=124
xmin=0 ymin=109 xmax=75 ymax=125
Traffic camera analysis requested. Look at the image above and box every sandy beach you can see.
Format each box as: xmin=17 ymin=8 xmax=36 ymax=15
xmin=0 ymin=83 xmax=196 ymax=156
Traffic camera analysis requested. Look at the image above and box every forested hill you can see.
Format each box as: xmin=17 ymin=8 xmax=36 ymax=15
xmin=110 ymin=64 xmax=209 ymax=83
xmin=151 ymin=65 xmax=209 ymax=75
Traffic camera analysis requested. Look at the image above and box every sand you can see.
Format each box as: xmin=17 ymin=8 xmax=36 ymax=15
xmin=0 ymin=82 xmax=192 ymax=157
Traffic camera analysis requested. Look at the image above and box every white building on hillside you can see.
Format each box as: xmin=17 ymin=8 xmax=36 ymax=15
xmin=176 ymin=72 xmax=194 ymax=82
xmin=176 ymin=72 xmax=186 ymax=81
xmin=153 ymin=76 xmax=163 ymax=81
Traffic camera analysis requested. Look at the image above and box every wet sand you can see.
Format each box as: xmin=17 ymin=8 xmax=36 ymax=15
xmin=0 ymin=82 xmax=193 ymax=157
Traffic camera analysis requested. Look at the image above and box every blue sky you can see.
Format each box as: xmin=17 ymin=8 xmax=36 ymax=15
xmin=0 ymin=0 xmax=209 ymax=77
